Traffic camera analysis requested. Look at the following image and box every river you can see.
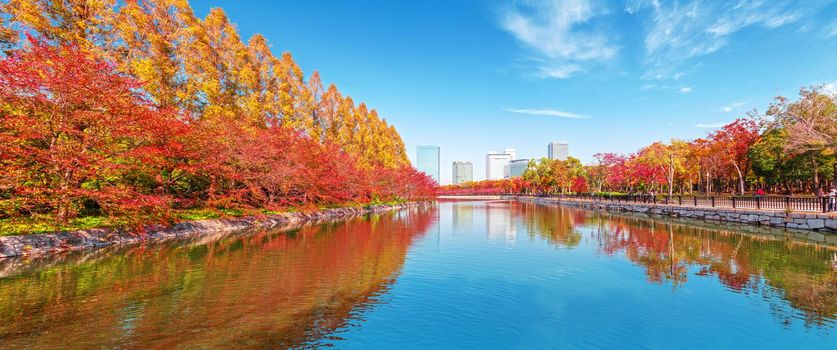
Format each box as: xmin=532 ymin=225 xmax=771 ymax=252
xmin=0 ymin=200 xmax=834 ymax=349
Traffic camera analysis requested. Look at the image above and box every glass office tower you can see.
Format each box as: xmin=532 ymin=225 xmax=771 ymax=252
xmin=417 ymin=145 xmax=440 ymax=183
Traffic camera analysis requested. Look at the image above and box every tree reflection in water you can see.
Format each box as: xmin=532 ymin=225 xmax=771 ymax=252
xmin=1 ymin=201 xmax=834 ymax=348
xmin=0 ymin=206 xmax=436 ymax=348
xmin=515 ymin=202 xmax=836 ymax=328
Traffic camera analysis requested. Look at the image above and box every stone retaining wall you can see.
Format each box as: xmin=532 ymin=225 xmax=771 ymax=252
xmin=437 ymin=195 xmax=506 ymax=200
xmin=511 ymin=196 xmax=837 ymax=242
xmin=0 ymin=202 xmax=432 ymax=258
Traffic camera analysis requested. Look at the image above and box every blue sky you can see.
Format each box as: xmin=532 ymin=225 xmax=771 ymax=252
xmin=192 ymin=0 xmax=837 ymax=184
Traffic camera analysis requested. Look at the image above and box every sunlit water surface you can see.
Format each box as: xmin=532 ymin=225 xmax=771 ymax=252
xmin=0 ymin=200 xmax=835 ymax=349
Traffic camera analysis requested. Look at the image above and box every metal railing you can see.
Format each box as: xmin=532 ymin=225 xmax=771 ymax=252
xmin=526 ymin=193 xmax=837 ymax=213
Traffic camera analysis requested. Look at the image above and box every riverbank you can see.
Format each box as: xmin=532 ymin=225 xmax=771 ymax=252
xmin=512 ymin=196 xmax=837 ymax=243
xmin=0 ymin=202 xmax=432 ymax=258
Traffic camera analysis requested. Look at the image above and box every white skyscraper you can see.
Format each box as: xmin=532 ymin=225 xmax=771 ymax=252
xmin=486 ymin=151 xmax=512 ymax=180
xmin=548 ymin=142 xmax=569 ymax=161
xmin=504 ymin=148 xmax=517 ymax=160
xmin=452 ymin=161 xmax=473 ymax=184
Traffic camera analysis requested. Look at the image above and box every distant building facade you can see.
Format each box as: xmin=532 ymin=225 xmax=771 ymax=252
xmin=452 ymin=161 xmax=473 ymax=184
xmin=548 ymin=142 xmax=569 ymax=161
xmin=508 ymin=159 xmax=530 ymax=177
xmin=416 ymin=145 xmax=440 ymax=183
xmin=486 ymin=151 xmax=512 ymax=180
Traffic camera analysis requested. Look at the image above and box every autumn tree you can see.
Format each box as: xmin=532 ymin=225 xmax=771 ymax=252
xmin=768 ymin=86 xmax=837 ymax=189
xmin=116 ymin=0 xmax=196 ymax=111
xmin=0 ymin=39 xmax=185 ymax=221
xmin=0 ymin=0 xmax=435 ymax=231
xmin=1 ymin=0 xmax=118 ymax=54
xmin=709 ymin=118 xmax=760 ymax=195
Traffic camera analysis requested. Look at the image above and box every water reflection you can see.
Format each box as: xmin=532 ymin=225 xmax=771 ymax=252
xmin=509 ymin=201 xmax=837 ymax=328
xmin=0 ymin=207 xmax=436 ymax=348
xmin=0 ymin=201 xmax=835 ymax=348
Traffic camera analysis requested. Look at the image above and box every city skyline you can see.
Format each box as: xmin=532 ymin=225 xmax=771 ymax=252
xmin=429 ymin=143 xmax=569 ymax=184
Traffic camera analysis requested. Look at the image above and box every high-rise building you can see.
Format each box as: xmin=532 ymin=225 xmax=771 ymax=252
xmin=416 ymin=145 xmax=440 ymax=183
xmin=504 ymin=148 xmax=517 ymax=160
xmin=486 ymin=151 xmax=512 ymax=180
xmin=452 ymin=161 xmax=473 ymax=184
xmin=508 ymin=159 xmax=530 ymax=177
xmin=548 ymin=142 xmax=569 ymax=161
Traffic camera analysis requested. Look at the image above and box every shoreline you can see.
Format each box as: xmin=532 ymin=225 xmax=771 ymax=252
xmin=0 ymin=202 xmax=433 ymax=258
xmin=509 ymin=196 xmax=836 ymax=243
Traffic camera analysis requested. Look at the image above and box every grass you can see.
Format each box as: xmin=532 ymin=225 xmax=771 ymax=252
xmin=0 ymin=207 xmax=247 ymax=236
xmin=0 ymin=200 xmax=415 ymax=236
xmin=0 ymin=215 xmax=111 ymax=236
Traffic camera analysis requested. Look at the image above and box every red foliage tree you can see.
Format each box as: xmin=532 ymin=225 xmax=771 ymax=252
xmin=0 ymin=38 xmax=187 ymax=222
xmin=709 ymin=118 xmax=760 ymax=195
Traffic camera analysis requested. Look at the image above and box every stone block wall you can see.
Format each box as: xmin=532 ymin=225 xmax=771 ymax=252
xmin=510 ymin=196 xmax=837 ymax=243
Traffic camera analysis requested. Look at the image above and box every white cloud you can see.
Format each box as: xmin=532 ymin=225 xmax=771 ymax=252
xmin=499 ymin=0 xmax=617 ymax=79
xmin=504 ymin=108 xmax=589 ymax=119
xmin=625 ymin=0 xmax=827 ymax=80
xmin=498 ymin=1 xmax=831 ymax=80
xmin=537 ymin=64 xmax=584 ymax=79
xmin=679 ymin=87 xmax=693 ymax=94
xmin=721 ymin=101 xmax=746 ymax=112
xmin=694 ymin=122 xmax=727 ymax=128
xmin=823 ymin=81 xmax=837 ymax=96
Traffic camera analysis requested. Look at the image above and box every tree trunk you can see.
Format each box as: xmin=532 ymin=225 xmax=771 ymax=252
xmin=832 ymin=161 xmax=837 ymax=188
xmin=668 ymin=153 xmax=674 ymax=197
xmin=732 ymin=162 xmax=745 ymax=195
xmin=811 ymin=154 xmax=819 ymax=194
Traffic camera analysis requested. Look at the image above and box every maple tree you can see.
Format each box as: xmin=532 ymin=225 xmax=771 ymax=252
xmin=0 ymin=38 xmax=186 ymax=222
xmin=707 ymin=118 xmax=760 ymax=195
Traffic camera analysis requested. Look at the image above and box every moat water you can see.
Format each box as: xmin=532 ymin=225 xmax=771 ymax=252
xmin=0 ymin=200 xmax=834 ymax=349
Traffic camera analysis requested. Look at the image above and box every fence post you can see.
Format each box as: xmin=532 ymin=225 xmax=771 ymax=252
xmin=823 ymin=197 xmax=828 ymax=213
xmin=732 ymin=196 xmax=736 ymax=209
xmin=785 ymin=196 xmax=790 ymax=211
xmin=711 ymin=196 xmax=715 ymax=207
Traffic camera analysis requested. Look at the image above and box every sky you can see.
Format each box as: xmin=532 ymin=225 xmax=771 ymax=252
xmin=191 ymin=0 xmax=837 ymax=185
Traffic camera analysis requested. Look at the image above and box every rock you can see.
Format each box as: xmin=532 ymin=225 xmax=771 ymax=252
xmin=806 ymin=219 xmax=825 ymax=230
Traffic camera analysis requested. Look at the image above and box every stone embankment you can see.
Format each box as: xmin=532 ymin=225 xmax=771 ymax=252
xmin=512 ymin=196 xmax=837 ymax=242
xmin=0 ymin=202 xmax=431 ymax=258
xmin=437 ymin=195 xmax=506 ymax=200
